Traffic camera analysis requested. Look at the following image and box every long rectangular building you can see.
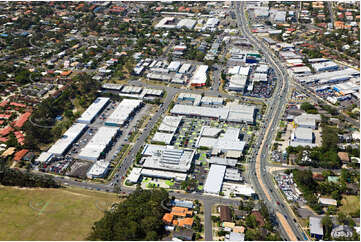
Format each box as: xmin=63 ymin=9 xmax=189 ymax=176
xmin=170 ymin=103 xmax=256 ymax=124
xmin=105 ymin=99 xmax=142 ymax=127
xmin=47 ymin=123 xmax=88 ymax=156
xmin=78 ymin=126 xmax=119 ymax=161
xmin=204 ymin=164 xmax=226 ymax=194
xmin=77 ymin=97 xmax=110 ymax=124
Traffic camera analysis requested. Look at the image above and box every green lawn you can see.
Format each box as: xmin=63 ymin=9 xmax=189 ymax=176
xmin=340 ymin=195 xmax=360 ymax=215
xmin=0 ymin=185 xmax=120 ymax=240
xmin=165 ymin=180 xmax=174 ymax=187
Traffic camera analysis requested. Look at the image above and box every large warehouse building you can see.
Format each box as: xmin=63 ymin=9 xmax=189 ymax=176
xmin=196 ymin=127 xmax=246 ymax=153
xmin=142 ymin=147 xmax=195 ymax=173
xmin=170 ymin=102 xmax=256 ymax=124
xmin=47 ymin=123 xmax=88 ymax=156
xmin=105 ymin=99 xmax=142 ymax=127
xmin=204 ymin=164 xmax=226 ymax=194
xmin=77 ymin=97 xmax=110 ymax=124
xmin=78 ymin=126 xmax=119 ymax=161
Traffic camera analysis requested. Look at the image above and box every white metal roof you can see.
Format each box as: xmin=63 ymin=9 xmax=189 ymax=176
xmin=105 ymin=99 xmax=142 ymax=126
xmin=310 ymin=217 xmax=324 ymax=236
xmin=78 ymin=126 xmax=119 ymax=161
xmin=294 ymin=127 xmax=313 ymax=140
xmin=87 ymin=159 xmax=110 ymax=178
xmin=127 ymin=167 xmax=142 ymax=183
xmin=204 ymin=164 xmax=226 ymax=194
xmin=47 ymin=123 xmax=88 ymax=156
xmin=77 ymin=97 xmax=109 ymax=124
xmin=158 ymin=116 xmax=182 ymax=133
xmin=152 ymin=132 xmax=174 ymax=145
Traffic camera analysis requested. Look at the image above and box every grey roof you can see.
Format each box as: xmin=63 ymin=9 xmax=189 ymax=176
xmin=171 ymin=103 xmax=255 ymax=123
xmin=309 ymin=217 xmax=324 ymax=236
xmin=47 ymin=123 xmax=87 ymax=156
xmin=226 ymin=232 xmax=245 ymax=241
xmin=77 ymin=97 xmax=109 ymax=124
xmin=209 ymin=157 xmax=237 ymax=167
xmin=294 ymin=127 xmax=313 ymax=140
xmin=204 ymin=164 xmax=226 ymax=194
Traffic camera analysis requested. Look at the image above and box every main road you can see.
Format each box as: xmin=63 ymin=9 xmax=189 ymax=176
xmin=235 ymin=2 xmax=307 ymax=240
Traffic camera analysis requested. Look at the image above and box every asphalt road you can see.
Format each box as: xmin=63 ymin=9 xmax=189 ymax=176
xmin=235 ymin=2 xmax=307 ymax=240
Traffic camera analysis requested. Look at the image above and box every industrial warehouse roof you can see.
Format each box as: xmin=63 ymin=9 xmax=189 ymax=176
xmin=199 ymin=126 xmax=222 ymax=137
xmin=178 ymin=63 xmax=192 ymax=74
xmin=141 ymin=168 xmax=187 ymax=181
xmin=255 ymin=64 xmax=269 ymax=73
xmin=77 ymin=97 xmax=109 ymax=124
xmin=311 ymin=61 xmax=338 ymax=72
xmin=176 ymin=18 xmax=197 ymax=29
xmin=127 ymin=167 xmax=142 ymax=183
xmin=294 ymin=113 xmax=321 ymax=127
xmin=171 ymin=103 xmax=255 ymax=123
xmin=209 ymin=157 xmax=237 ymax=167
xmin=310 ymin=217 xmax=323 ymax=236
xmin=47 ymin=123 xmax=88 ymax=156
xmin=158 ymin=116 xmax=182 ymax=133
xmin=294 ymin=127 xmax=313 ymax=140
xmin=152 ymin=132 xmax=174 ymax=145
xmin=299 ymin=68 xmax=359 ymax=84
xmin=78 ymin=126 xmax=119 ymax=161
xmin=36 ymin=152 xmax=54 ymax=163
xmin=204 ymin=164 xmax=226 ymax=194
xmin=142 ymin=147 xmax=195 ymax=173
xmin=87 ymin=159 xmax=110 ymax=179
xmin=105 ymin=99 xmax=142 ymax=126
xmin=190 ymin=65 xmax=208 ymax=85
xmin=102 ymin=83 xmax=123 ymax=91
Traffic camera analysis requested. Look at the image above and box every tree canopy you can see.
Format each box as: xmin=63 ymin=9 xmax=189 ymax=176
xmin=88 ymin=187 xmax=169 ymax=241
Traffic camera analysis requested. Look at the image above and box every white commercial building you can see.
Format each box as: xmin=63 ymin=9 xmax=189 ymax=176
xmin=77 ymin=97 xmax=110 ymax=124
xmin=205 ymin=17 xmax=219 ymax=29
xmin=291 ymin=127 xmax=313 ymax=143
xmin=36 ymin=152 xmax=54 ymax=164
xmin=298 ymin=68 xmax=359 ymax=85
xmin=127 ymin=167 xmax=143 ymax=183
xmin=47 ymin=123 xmax=88 ymax=156
xmin=142 ymin=147 xmax=195 ymax=173
xmin=78 ymin=126 xmax=119 ymax=161
xmin=168 ymin=61 xmax=182 ymax=72
xmin=294 ymin=113 xmax=321 ymax=129
xmin=222 ymin=183 xmax=255 ymax=197
xmin=176 ymin=18 xmax=196 ymax=29
xmin=158 ymin=116 xmax=182 ymax=133
xmin=141 ymin=168 xmax=187 ymax=181
xmin=204 ymin=164 xmax=226 ymax=194
xmin=155 ymin=17 xmax=176 ymax=29
xmin=229 ymin=74 xmax=247 ymax=92
xmin=87 ymin=159 xmax=110 ymax=179
xmin=152 ymin=132 xmax=174 ymax=145
xmin=178 ymin=63 xmax=192 ymax=74
xmin=312 ymin=61 xmax=339 ymax=72
xmin=105 ymin=99 xmax=142 ymax=127
xmin=190 ymin=65 xmax=208 ymax=86
xmin=171 ymin=103 xmax=256 ymax=124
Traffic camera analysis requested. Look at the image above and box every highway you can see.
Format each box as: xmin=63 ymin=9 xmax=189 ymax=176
xmin=235 ymin=2 xmax=307 ymax=240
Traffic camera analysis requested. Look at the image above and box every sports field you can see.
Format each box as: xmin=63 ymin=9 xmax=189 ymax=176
xmin=0 ymin=185 xmax=120 ymax=240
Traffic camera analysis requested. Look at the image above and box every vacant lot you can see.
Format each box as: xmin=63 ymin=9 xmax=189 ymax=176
xmin=0 ymin=185 xmax=120 ymax=240
xmin=340 ymin=195 xmax=360 ymax=215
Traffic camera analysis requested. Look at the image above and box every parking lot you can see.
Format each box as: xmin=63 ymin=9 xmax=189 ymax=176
xmin=40 ymin=99 xmax=152 ymax=178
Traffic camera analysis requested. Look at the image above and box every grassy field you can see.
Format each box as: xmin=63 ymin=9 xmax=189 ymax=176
xmin=0 ymin=185 xmax=120 ymax=240
xmin=340 ymin=195 xmax=360 ymax=215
